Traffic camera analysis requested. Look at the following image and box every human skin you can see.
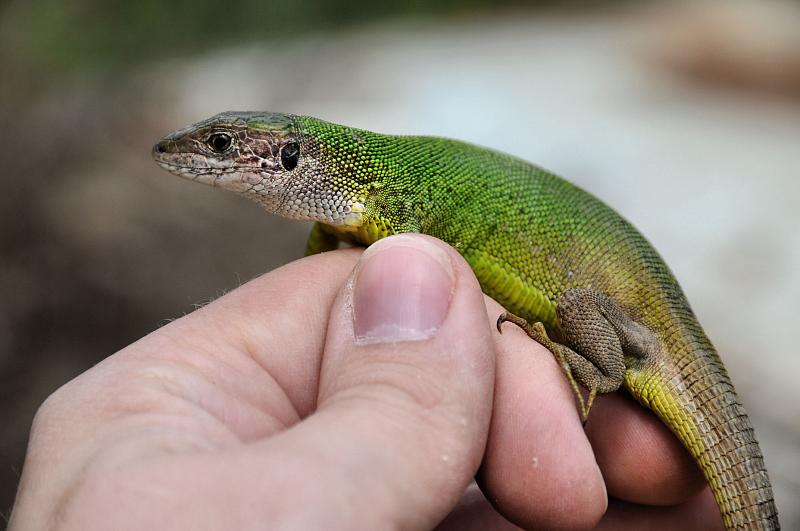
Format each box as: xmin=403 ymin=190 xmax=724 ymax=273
xmin=9 ymin=234 xmax=723 ymax=530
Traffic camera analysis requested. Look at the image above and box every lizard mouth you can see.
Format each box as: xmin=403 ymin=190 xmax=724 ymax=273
xmin=153 ymin=157 xmax=254 ymax=192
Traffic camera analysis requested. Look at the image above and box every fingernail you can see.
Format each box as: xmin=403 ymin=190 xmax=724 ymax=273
xmin=353 ymin=236 xmax=454 ymax=344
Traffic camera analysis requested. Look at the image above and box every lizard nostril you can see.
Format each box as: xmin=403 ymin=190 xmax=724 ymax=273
xmin=153 ymin=141 xmax=167 ymax=155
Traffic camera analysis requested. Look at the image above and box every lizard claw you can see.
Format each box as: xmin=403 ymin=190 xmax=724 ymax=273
xmin=496 ymin=312 xmax=509 ymax=333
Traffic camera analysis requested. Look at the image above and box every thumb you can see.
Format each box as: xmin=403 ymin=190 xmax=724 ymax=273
xmin=307 ymin=234 xmax=496 ymax=529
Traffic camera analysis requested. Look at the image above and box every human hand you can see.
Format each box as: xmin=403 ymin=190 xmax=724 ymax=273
xmin=10 ymin=234 xmax=722 ymax=530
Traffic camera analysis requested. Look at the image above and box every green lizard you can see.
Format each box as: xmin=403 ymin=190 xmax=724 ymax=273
xmin=152 ymin=111 xmax=779 ymax=530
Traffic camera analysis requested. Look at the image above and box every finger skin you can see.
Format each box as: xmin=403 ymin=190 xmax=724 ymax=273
xmin=436 ymin=482 xmax=523 ymax=531
xmin=436 ymin=481 xmax=724 ymax=531
xmin=585 ymin=392 xmax=708 ymax=505
xmin=596 ymin=488 xmax=724 ymax=531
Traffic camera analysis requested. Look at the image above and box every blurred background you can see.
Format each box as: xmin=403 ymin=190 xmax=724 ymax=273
xmin=1 ymin=0 xmax=798 ymax=526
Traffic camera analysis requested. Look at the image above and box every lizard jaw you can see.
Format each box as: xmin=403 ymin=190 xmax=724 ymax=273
xmin=152 ymin=142 xmax=262 ymax=194
xmin=153 ymin=159 xmax=254 ymax=192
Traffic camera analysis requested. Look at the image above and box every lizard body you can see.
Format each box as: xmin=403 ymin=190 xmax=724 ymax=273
xmin=153 ymin=112 xmax=778 ymax=529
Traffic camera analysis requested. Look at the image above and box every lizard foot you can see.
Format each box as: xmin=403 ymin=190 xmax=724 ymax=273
xmin=497 ymin=311 xmax=594 ymax=423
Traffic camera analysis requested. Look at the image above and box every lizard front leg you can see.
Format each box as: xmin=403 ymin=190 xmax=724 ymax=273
xmin=498 ymin=288 xmax=650 ymax=423
xmin=305 ymin=222 xmax=341 ymax=256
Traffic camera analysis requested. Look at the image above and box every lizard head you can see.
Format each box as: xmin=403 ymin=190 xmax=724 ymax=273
xmin=152 ymin=111 xmax=369 ymax=227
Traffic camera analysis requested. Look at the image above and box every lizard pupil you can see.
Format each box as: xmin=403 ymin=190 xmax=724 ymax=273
xmin=208 ymin=133 xmax=232 ymax=153
xmin=280 ymin=142 xmax=300 ymax=171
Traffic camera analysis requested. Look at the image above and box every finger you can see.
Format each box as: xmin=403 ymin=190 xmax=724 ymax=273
xmin=168 ymin=248 xmax=364 ymax=419
xmin=269 ymin=234 xmax=496 ymax=529
xmin=109 ymin=248 xmax=365 ymax=442
xmin=595 ymin=487 xmax=724 ymax=530
xmin=584 ymin=392 xmax=708 ymax=505
xmin=479 ymin=298 xmax=607 ymax=530
xmin=435 ymin=482 xmax=523 ymax=531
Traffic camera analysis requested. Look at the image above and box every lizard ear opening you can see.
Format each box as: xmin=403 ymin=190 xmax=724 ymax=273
xmin=280 ymin=142 xmax=300 ymax=171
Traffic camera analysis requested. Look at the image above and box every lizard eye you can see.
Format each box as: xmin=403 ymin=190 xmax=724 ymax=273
xmin=280 ymin=142 xmax=300 ymax=171
xmin=207 ymin=133 xmax=233 ymax=153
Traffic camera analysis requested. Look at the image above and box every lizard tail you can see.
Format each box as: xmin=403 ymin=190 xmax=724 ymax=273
xmin=626 ymin=342 xmax=779 ymax=530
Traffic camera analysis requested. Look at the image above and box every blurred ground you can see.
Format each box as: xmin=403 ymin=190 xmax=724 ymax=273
xmin=1 ymin=0 xmax=798 ymax=526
